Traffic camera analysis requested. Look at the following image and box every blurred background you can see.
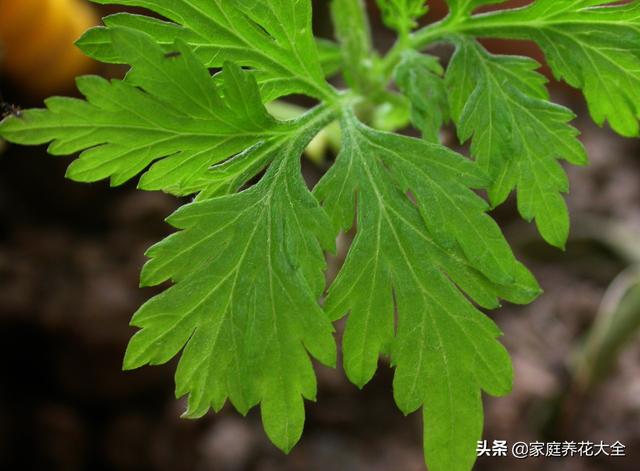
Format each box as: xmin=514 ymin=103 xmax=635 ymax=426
xmin=0 ymin=0 xmax=639 ymax=470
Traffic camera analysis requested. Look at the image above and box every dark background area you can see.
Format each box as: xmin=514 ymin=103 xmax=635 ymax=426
xmin=1 ymin=1 xmax=639 ymax=470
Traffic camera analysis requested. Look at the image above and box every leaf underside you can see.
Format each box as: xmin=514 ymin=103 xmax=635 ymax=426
xmin=2 ymin=1 xmax=640 ymax=470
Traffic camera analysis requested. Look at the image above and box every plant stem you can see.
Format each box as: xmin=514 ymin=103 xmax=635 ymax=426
xmin=379 ymin=18 xmax=457 ymax=79
xmin=411 ymin=18 xmax=457 ymax=50
xmin=330 ymin=0 xmax=380 ymax=94
xmin=380 ymin=3 xmax=546 ymax=79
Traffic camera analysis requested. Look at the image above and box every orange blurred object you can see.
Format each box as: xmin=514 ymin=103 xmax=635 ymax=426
xmin=0 ymin=0 xmax=98 ymax=96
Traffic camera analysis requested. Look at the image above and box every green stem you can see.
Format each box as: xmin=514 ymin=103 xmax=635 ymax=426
xmin=379 ymin=36 xmax=409 ymax=79
xmin=379 ymin=5 xmax=534 ymax=81
xmin=411 ymin=18 xmax=458 ymax=50
xmin=330 ymin=0 xmax=380 ymax=94
xmin=379 ymin=17 xmax=458 ymax=79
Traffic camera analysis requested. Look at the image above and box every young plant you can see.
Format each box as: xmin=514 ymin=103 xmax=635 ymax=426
xmin=1 ymin=0 xmax=639 ymax=469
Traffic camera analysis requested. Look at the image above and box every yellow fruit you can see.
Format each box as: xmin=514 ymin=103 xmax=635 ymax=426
xmin=0 ymin=0 xmax=98 ymax=95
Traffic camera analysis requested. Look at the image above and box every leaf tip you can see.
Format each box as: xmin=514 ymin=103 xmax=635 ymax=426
xmin=180 ymin=404 xmax=207 ymax=420
xmin=122 ymin=354 xmax=142 ymax=372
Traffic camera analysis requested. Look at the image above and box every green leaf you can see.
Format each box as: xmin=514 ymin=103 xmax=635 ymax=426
xmin=78 ymin=13 xmax=342 ymax=72
xmin=376 ymin=0 xmax=428 ymax=34
xmin=79 ymin=0 xmax=334 ymax=101
xmin=315 ymin=110 xmax=540 ymax=471
xmin=446 ymin=38 xmax=587 ymax=248
xmin=0 ymin=27 xmax=302 ymax=196
xmin=77 ymin=14 xmax=342 ymax=102
xmin=128 ymin=118 xmax=336 ymax=452
xmin=462 ymin=0 xmax=640 ymax=136
xmin=395 ymin=50 xmax=449 ymax=142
